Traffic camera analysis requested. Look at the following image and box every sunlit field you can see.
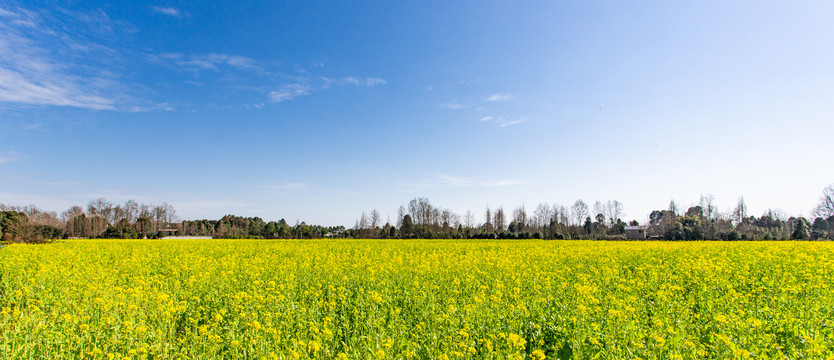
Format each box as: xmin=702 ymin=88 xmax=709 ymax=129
xmin=1 ymin=240 xmax=833 ymax=359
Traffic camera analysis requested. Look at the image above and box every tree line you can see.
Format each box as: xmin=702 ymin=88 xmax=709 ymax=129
xmin=1 ymin=184 xmax=833 ymax=243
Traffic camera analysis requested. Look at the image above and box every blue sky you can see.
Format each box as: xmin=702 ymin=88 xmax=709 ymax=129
xmin=1 ymin=0 xmax=833 ymax=225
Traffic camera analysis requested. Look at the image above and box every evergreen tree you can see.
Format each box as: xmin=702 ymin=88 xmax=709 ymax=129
xmin=791 ymin=218 xmax=810 ymax=240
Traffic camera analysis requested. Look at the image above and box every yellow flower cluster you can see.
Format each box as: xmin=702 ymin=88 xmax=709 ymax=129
xmin=1 ymin=239 xmax=833 ymax=358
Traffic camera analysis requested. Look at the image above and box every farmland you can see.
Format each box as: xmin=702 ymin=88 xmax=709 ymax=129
xmin=1 ymin=240 xmax=833 ymax=359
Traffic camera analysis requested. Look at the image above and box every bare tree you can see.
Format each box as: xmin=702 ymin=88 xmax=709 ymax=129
xmin=123 ymin=200 xmax=139 ymax=223
xmin=139 ymin=204 xmax=152 ymax=220
xmin=408 ymin=198 xmax=434 ymax=226
xmin=813 ymin=184 xmax=834 ymax=219
xmin=86 ymin=198 xmax=112 ymax=236
xmin=358 ymin=211 xmax=368 ymax=230
xmin=464 ymin=210 xmax=475 ymax=228
xmin=607 ymin=200 xmax=623 ymax=225
xmin=20 ymin=205 xmax=63 ymax=228
xmin=556 ymin=205 xmax=569 ymax=226
xmin=61 ymin=206 xmax=85 ymax=222
xmin=163 ymin=203 xmax=178 ymax=225
xmin=593 ymin=201 xmax=605 ymax=224
xmin=733 ymin=197 xmax=748 ymax=225
xmin=440 ymin=209 xmax=453 ymax=227
xmin=668 ymin=199 xmax=678 ymax=216
xmin=369 ymin=209 xmax=381 ymax=230
xmin=494 ymin=207 xmax=506 ymax=231
xmin=533 ymin=203 xmax=551 ymax=229
xmin=699 ymin=194 xmax=716 ymax=220
xmin=484 ymin=207 xmax=492 ymax=230
xmin=450 ymin=212 xmax=461 ymax=228
xmin=512 ymin=205 xmax=527 ymax=228
xmin=397 ymin=205 xmax=406 ymax=228
xmin=571 ymin=200 xmax=588 ymax=226
xmin=152 ymin=203 xmax=178 ymax=230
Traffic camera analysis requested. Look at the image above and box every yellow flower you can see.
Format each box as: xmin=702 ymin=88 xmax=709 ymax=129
xmin=507 ymin=333 xmax=526 ymax=350
xmin=532 ymin=349 xmax=546 ymax=360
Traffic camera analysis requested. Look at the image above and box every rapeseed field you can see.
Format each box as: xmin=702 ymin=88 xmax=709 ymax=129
xmin=1 ymin=240 xmax=832 ymax=359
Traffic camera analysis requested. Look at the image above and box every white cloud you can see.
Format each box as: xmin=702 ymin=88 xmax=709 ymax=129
xmin=364 ymin=77 xmax=386 ymax=86
xmin=0 ymin=8 xmax=118 ymax=110
xmin=341 ymin=77 xmax=362 ymax=86
xmin=0 ymin=6 xmax=159 ymax=111
xmin=479 ymin=116 xmax=529 ymax=128
xmin=268 ymin=76 xmax=386 ymax=103
xmin=151 ymin=6 xmax=183 ymax=17
xmin=127 ymin=102 xmax=175 ymax=112
xmin=498 ymin=119 xmax=526 ymax=128
xmin=485 ymin=93 xmax=514 ymax=102
xmin=440 ymin=102 xmax=465 ymax=109
xmin=269 ymin=84 xmax=313 ymax=102
xmin=159 ymin=53 xmax=261 ymax=72
xmin=341 ymin=76 xmax=386 ymax=87
xmin=0 ymin=67 xmax=115 ymax=109
xmin=0 ymin=151 xmax=20 ymax=164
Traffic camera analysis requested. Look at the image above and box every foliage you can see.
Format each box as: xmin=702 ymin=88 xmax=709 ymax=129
xmin=792 ymin=218 xmax=810 ymax=240
xmin=0 ymin=211 xmax=59 ymax=243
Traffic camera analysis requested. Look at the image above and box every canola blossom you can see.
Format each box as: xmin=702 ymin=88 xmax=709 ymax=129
xmin=1 ymin=239 xmax=833 ymax=359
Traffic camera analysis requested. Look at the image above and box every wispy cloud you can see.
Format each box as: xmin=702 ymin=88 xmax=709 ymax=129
xmin=127 ymin=102 xmax=175 ymax=112
xmin=320 ymin=76 xmax=387 ymax=88
xmin=485 ymin=93 xmax=514 ymax=102
xmin=440 ymin=102 xmax=465 ymax=109
xmin=271 ymin=76 xmax=386 ymax=103
xmin=149 ymin=53 xmax=386 ymax=105
xmin=0 ymin=5 xmax=155 ymax=111
xmin=151 ymin=6 xmax=184 ymax=17
xmin=269 ymin=84 xmax=313 ymax=102
xmin=0 ymin=4 xmax=384 ymax=111
xmin=364 ymin=77 xmax=387 ymax=86
xmin=0 ymin=68 xmax=116 ymax=109
xmin=155 ymin=53 xmax=261 ymax=72
xmin=480 ymin=115 xmax=529 ymax=128
xmin=341 ymin=76 xmax=386 ymax=87
xmin=0 ymin=151 xmax=20 ymax=164
xmin=0 ymin=7 xmax=116 ymax=109
xmin=498 ymin=119 xmax=527 ymax=127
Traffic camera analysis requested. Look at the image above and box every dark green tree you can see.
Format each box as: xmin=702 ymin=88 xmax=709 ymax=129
xmin=792 ymin=218 xmax=810 ymax=240
xmin=400 ymin=214 xmax=413 ymax=238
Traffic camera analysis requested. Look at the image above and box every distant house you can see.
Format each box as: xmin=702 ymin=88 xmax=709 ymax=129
xmin=624 ymin=225 xmax=647 ymax=240
xmin=158 ymin=228 xmax=180 ymax=236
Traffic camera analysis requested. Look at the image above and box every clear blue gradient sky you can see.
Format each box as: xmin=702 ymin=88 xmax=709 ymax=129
xmin=1 ymin=0 xmax=833 ymax=225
